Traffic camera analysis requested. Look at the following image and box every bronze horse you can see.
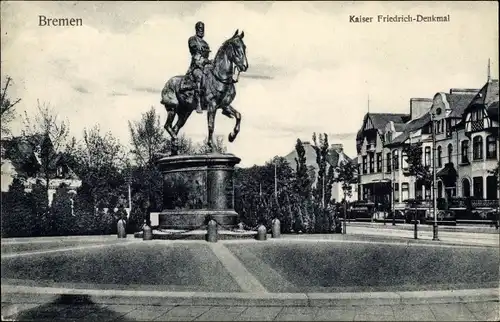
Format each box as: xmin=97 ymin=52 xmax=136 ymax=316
xmin=160 ymin=30 xmax=248 ymax=154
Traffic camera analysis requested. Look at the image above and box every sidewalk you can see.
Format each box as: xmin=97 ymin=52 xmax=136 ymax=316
xmin=346 ymin=221 xmax=499 ymax=234
xmin=2 ymin=297 xmax=498 ymax=321
xmin=345 ymin=225 xmax=499 ymax=247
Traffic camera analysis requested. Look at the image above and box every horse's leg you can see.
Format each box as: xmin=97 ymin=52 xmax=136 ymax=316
xmin=173 ymin=109 xmax=192 ymax=136
xmin=164 ymin=110 xmax=176 ymax=139
xmin=163 ymin=107 xmax=178 ymax=155
xmin=224 ymin=105 xmax=241 ymax=143
xmin=207 ymin=106 xmax=216 ymax=152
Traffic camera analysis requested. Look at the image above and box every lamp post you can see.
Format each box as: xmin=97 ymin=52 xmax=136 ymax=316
xmin=431 ymin=112 xmax=439 ymax=241
xmin=392 ymin=151 xmax=396 ymax=226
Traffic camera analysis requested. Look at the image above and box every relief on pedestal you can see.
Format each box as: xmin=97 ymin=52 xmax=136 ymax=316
xmin=162 ymin=171 xmax=207 ymax=210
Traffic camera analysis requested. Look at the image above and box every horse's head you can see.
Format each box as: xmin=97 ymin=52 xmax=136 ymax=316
xmin=224 ymin=29 xmax=248 ymax=81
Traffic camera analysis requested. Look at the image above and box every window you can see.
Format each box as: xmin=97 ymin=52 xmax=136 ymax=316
xmin=461 ymin=140 xmax=469 ymax=164
xmin=437 ymin=146 xmax=442 ymax=167
xmin=425 ymin=147 xmax=431 ymax=166
xmin=401 ymin=183 xmax=409 ymax=201
xmin=376 ymin=153 xmax=382 ymax=173
xmin=56 ymin=166 xmax=63 ymax=177
xmin=462 ymin=178 xmax=471 ymax=197
xmin=446 ymin=119 xmax=452 ymax=137
xmin=473 ymin=177 xmax=483 ymax=199
xmin=425 ymin=185 xmax=431 ymax=200
xmin=473 ymin=136 xmax=483 ymax=160
xmin=393 ymin=183 xmax=399 ymax=202
xmin=393 ymin=150 xmax=399 ymax=170
xmin=369 ymin=153 xmax=374 ymax=173
xmin=447 ymin=144 xmax=453 ymax=164
xmin=486 ymin=135 xmax=497 ymax=159
xmin=362 ymin=156 xmax=367 ymax=174
xmin=415 ymin=182 xmax=423 ymax=200
xmin=386 ymin=153 xmax=392 ymax=172
xmin=402 ymin=152 xmax=408 ymax=170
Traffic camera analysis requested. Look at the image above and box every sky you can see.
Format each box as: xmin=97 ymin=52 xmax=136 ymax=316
xmin=1 ymin=1 xmax=498 ymax=167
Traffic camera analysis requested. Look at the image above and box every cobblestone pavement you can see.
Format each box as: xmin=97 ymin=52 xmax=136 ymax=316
xmin=2 ymin=301 xmax=499 ymax=321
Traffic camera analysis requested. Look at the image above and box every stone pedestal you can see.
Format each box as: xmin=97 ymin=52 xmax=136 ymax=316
xmin=156 ymin=153 xmax=240 ymax=230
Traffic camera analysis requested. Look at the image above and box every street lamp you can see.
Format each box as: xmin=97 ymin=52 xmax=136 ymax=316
xmin=68 ymin=189 xmax=77 ymax=217
xmin=431 ymin=110 xmax=440 ymax=241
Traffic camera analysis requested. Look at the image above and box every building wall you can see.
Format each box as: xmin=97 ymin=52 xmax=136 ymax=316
xmin=356 ymin=90 xmax=498 ymax=207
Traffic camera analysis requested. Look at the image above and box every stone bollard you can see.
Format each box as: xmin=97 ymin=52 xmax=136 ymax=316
xmin=271 ymin=219 xmax=281 ymax=238
xmin=256 ymin=224 xmax=267 ymax=241
xmin=143 ymin=220 xmax=153 ymax=240
xmin=117 ymin=219 xmax=127 ymax=238
xmin=206 ymin=219 xmax=218 ymax=243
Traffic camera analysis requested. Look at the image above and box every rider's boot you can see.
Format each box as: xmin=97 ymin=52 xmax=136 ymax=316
xmin=194 ymin=86 xmax=203 ymax=114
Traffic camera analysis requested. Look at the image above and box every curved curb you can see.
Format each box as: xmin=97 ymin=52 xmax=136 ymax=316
xmin=2 ymin=285 xmax=498 ymax=307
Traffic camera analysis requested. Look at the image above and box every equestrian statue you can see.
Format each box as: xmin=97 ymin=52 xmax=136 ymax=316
xmin=160 ymin=22 xmax=249 ymax=155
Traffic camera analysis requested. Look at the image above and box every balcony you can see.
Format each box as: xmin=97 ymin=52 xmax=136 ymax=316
xmin=471 ymin=199 xmax=498 ymax=209
xmin=366 ymin=143 xmax=376 ymax=152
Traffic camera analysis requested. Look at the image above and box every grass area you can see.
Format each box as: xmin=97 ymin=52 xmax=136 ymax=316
xmin=0 ymin=240 xmax=115 ymax=254
xmin=1 ymin=243 xmax=241 ymax=292
xmin=227 ymin=242 xmax=499 ymax=293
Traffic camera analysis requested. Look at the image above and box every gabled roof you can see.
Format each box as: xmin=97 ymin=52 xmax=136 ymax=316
xmin=461 ymin=79 xmax=499 ymax=122
xmin=368 ymin=113 xmax=410 ymax=130
xmin=385 ymin=112 xmax=431 ymax=147
xmin=356 ymin=113 xmax=410 ymax=153
xmin=469 ymin=79 xmax=499 ymax=107
xmin=393 ymin=123 xmax=406 ymax=132
xmin=447 ymin=92 xmax=478 ymax=118
xmin=487 ymin=101 xmax=499 ymax=121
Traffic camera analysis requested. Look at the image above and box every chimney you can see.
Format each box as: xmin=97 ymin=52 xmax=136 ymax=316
xmin=330 ymin=144 xmax=343 ymax=152
xmin=410 ymin=98 xmax=433 ymax=120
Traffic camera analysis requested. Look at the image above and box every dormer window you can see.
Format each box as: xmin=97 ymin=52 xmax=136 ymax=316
xmin=56 ymin=166 xmax=64 ymax=177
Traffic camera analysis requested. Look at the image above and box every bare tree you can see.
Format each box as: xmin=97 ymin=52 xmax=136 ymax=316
xmin=1 ymin=76 xmax=21 ymax=136
xmin=22 ymin=100 xmax=72 ymax=206
xmin=128 ymin=107 xmax=167 ymax=167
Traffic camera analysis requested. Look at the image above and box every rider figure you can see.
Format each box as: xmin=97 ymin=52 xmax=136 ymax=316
xmin=187 ymin=21 xmax=211 ymax=114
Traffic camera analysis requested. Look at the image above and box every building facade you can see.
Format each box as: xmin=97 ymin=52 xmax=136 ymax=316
xmin=356 ymin=79 xmax=499 ymax=213
xmin=1 ymin=134 xmax=82 ymax=205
